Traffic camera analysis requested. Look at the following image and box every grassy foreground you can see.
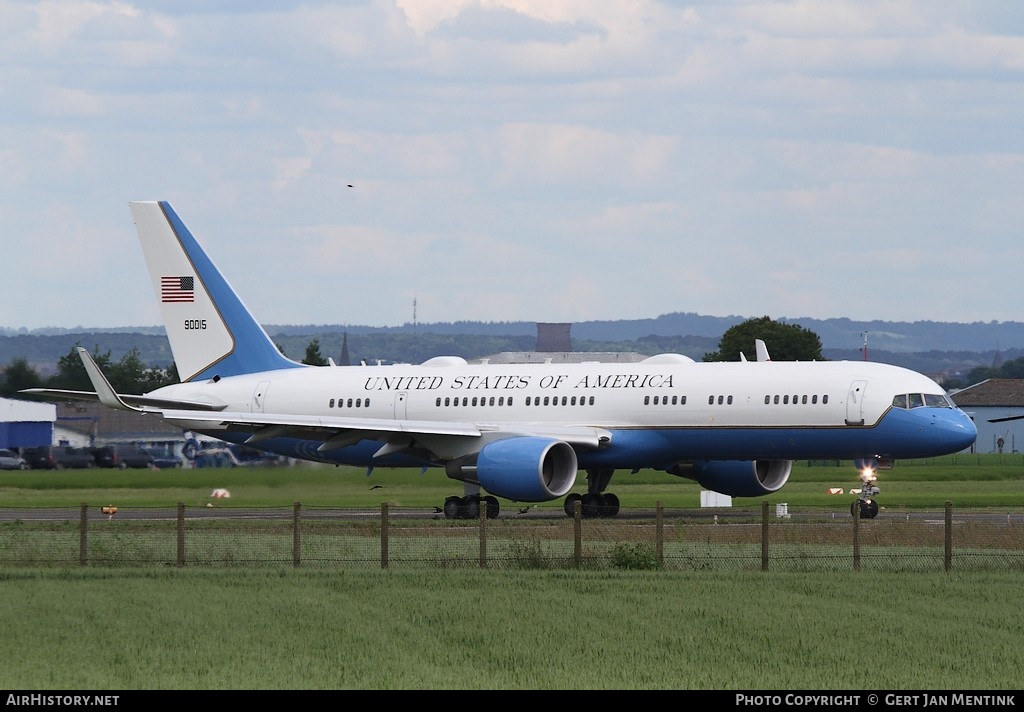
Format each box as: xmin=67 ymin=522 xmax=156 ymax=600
xmin=1 ymin=453 xmax=1022 ymax=510
xmin=2 ymin=455 xmax=1022 ymax=691
xmin=1 ymin=567 xmax=1022 ymax=690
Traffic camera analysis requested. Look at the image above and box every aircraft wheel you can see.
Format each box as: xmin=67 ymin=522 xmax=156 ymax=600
xmin=483 ymin=495 xmax=500 ymax=519
xmin=581 ymin=492 xmax=603 ymax=519
xmin=564 ymin=493 xmax=582 ymax=517
xmin=851 ymin=500 xmax=880 ymax=519
xmin=863 ymin=500 xmax=879 ymax=519
xmin=443 ymin=496 xmax=461 ymax=519
xmin=600 ymin=493 xmax=620 ymax=518
xmin=464 ymin=495 xmax=480 ymax=520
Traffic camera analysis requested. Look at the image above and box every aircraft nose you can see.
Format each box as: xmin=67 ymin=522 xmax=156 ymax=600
xmin=940 ymin=410 xmax=978 ymax=452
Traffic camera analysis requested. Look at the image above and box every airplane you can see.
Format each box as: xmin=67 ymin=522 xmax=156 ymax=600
xmin=22 ymin=201 xmax=978 ymax=520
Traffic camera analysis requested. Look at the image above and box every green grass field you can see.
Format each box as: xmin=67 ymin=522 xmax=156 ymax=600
xmin=1 ymin=568 xmax=1023 ymax=690
xmin=1 ymin=453 xmax=1022 ymax=510
xmin=1 ymin=454 xmax=1022 ymax=690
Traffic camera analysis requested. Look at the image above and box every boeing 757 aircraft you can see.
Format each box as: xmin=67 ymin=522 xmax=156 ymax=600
xmin=23 ymin=201 xmax=977 ymax=519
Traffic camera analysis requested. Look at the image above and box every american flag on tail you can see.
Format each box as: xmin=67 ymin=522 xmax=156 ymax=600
xmin=161 ymin=276 xmax=195 ymax=303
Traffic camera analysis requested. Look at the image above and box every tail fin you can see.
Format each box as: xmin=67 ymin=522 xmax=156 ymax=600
xmin=129 ymin=201 xmax=304 ymax=382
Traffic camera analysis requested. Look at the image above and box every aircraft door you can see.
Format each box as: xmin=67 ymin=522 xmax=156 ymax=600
xmin=394 ymin=392 xmax=408 ymax=419
xmin=845 ymin=380 xmax=867 ymax=426
xmin=252 ymin=381 xmax=271 ymax=413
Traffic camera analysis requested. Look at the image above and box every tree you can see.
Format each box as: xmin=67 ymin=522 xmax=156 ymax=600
xmin=302 ymin=338 xmax=328 ymax=366
xmin=702 ymin=316 xmax=824 ymax=362
xmin=47 ymin=345 xmax=113 ymax=391
xmin=1 ymin=358 xmax=43 ymax=397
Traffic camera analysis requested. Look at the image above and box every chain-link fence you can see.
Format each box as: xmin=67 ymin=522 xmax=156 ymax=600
xmin=1 ymin=502 xmax=1021 ymax=572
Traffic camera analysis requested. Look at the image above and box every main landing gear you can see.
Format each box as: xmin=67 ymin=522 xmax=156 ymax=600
xmin=443 ymin=494 xmax=500 ymax=520
xmin=562 ymin=468 xmax=620 ymax=518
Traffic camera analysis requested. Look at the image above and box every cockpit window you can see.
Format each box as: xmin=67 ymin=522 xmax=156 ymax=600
xmin=924 ymin=393 xmax=952 ymax=408
xmin=892 ymin=393 xmax=953 ymax=409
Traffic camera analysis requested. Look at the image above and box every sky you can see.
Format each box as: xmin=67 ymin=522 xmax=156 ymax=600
xmin=2 ymin=1 xmax=1023 ymax=331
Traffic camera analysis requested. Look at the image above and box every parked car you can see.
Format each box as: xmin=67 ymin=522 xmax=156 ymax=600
xmin=21 ymin=446 xmax=97 ymax=470
xmin=0 ymin=449 xmax=28 ymax=470
xmin=90 ymin=444 xmax=155 ymax=469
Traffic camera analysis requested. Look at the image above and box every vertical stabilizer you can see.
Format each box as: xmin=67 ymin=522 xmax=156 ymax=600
xmin=129 ymin=201 xmax=303 ymax=382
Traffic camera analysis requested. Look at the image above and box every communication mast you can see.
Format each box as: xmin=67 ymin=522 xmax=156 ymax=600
xmin=861 ymin=332 xmax=868 ymax=361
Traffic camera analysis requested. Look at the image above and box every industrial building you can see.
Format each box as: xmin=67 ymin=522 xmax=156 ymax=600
xmin=0 ymin=397 xmax=55 ymax=449
xmin=949 ymin=379 xmax=1024 ymax=454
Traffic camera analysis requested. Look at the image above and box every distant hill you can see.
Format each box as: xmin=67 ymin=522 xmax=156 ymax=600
xmin=2 ymin=314 xmax=1022 ymax=381
xmin=244 ymin=313 xmax=1024 ymax=354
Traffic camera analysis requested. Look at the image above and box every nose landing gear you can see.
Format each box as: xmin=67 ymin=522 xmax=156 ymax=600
xmin=851 ymin=468 xmax=881 ymax=519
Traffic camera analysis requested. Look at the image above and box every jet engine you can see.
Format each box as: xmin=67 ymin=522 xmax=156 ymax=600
xmin=665 ymin=459 xmax=792 ymax=497
xmin=444 ymin=437 xmax=578 ymax=502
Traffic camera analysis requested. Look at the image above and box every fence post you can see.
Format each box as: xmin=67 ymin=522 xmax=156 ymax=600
xmin=176 ymin=502 xmax=185 ymax=568
xmin=573 ymin=499 xmax=582 ymax=568
xmin=656 ymin=501 xmax=664 ymax=567
xmin=944 ymin=501 xmax=953 ymax=572
xmin=293 ymin=502 xmax=301 ymax=568
xmin=852 ymin=501 xmax=861 ymax=572
xmin=381 ymin=502 xmax=389 ymax=569
xmin=761 ymin=500 xmax=769 ymax=572
xmin=479 ymin=499 xmax=488 ymax=568
xmin=79 ymin=503 xmax=88 ymax=567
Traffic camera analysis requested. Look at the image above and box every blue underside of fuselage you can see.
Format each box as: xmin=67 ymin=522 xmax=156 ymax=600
xmin=204 ymin=406 xmax=976 ymax=471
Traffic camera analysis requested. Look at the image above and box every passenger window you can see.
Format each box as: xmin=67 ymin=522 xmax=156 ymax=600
xmin=329 ymin=399 xmax=335 ymax=408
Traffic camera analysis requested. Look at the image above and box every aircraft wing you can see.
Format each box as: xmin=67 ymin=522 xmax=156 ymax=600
xmin=157 ymin=408 xmax=611 ymax=452
xmin=19 ymin=387 xmax=228 ymax=411
xmin=988 ymin=414 xmax=1024 ymax=423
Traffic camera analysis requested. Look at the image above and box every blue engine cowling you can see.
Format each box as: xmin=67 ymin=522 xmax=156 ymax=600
xmin=469 ymin=437 xmax=579 ymax=502
xmin=667 ymin=459 xmax=792 ymax=497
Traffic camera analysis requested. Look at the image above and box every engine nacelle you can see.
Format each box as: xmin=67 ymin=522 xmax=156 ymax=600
xmin=445 ymin=437 xmax=578 ymax=502
xmin=666 ymin=459 xmax=792 ymax=497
